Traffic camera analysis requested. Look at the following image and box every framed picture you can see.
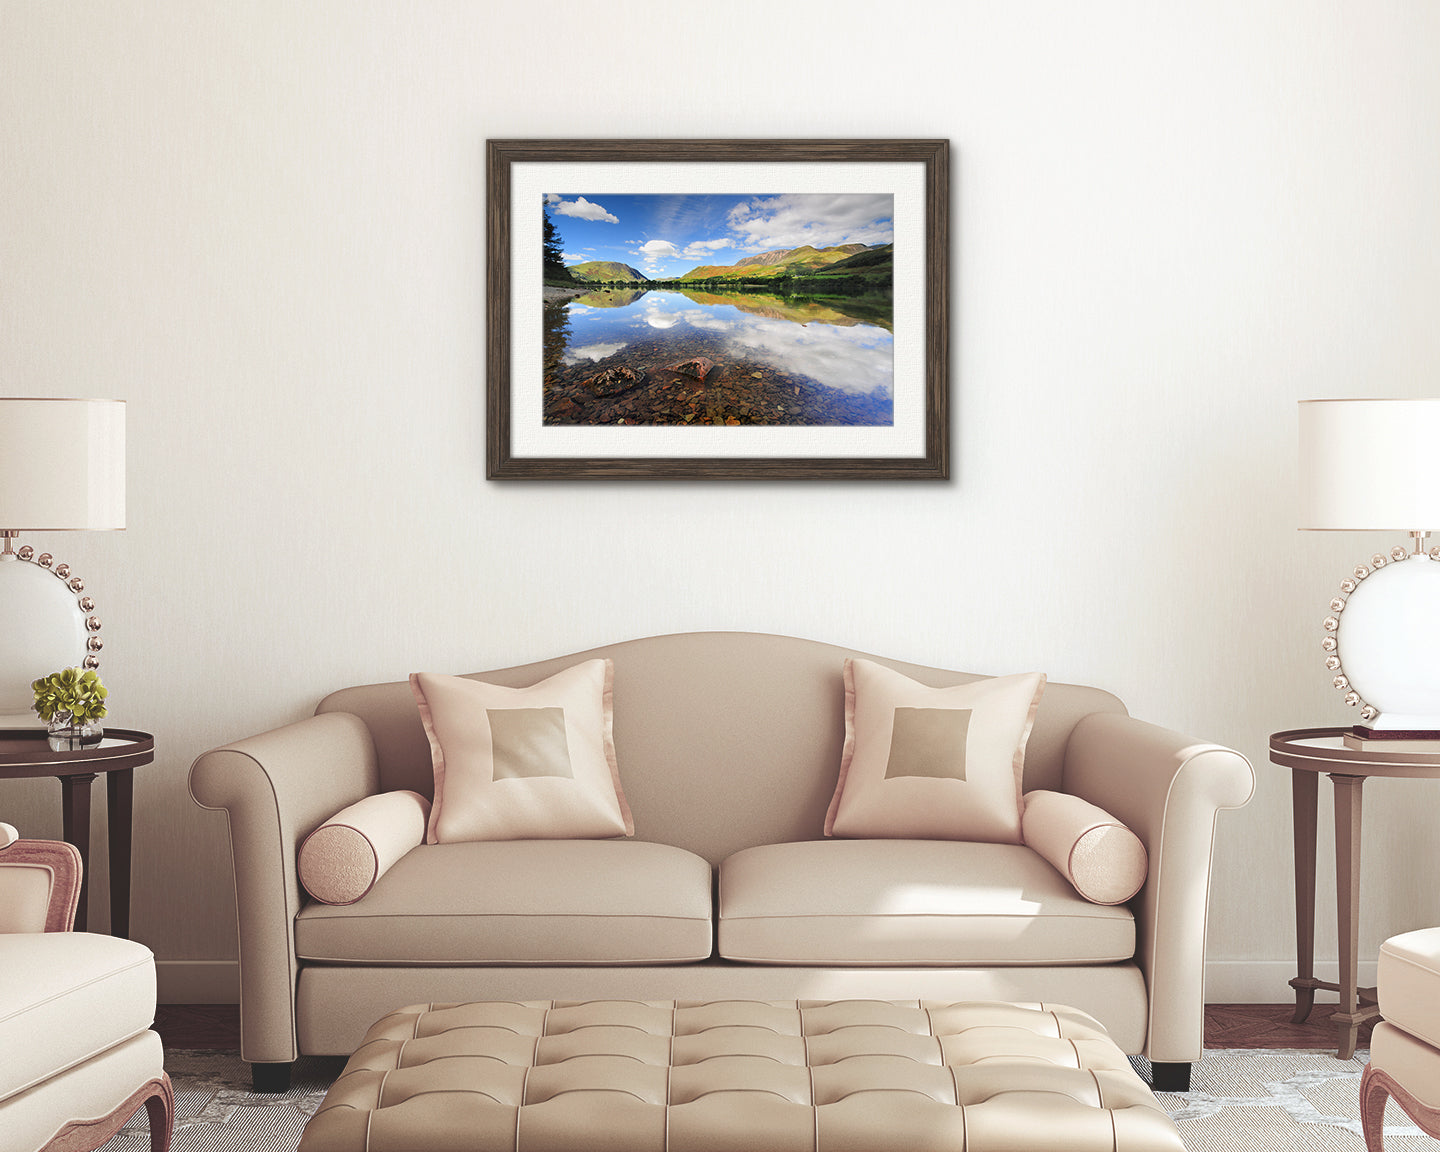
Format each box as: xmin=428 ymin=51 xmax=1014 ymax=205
xmin=486 ymin=139 xmax=948 ymax=480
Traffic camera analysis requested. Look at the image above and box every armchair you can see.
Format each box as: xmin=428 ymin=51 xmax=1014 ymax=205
xmin=0 ymin=820 xmax=173 ymax=1152
xmin=1362 ymin=927 xmax=1440 ymax=1150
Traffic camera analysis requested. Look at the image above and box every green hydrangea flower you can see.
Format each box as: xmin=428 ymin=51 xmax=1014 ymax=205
xmin=31 ymin=668 xmax=109 ymax=723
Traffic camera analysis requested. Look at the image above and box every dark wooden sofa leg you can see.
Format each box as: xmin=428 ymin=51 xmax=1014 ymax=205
xmin=1150 ymin=1061 xmax=1192 ymax=1092
xmin=251 ymin=1061 xmax=293 ymax=1093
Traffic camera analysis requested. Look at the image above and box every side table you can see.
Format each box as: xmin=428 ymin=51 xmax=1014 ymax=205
xmin=0 ymin=728 xmax=155 ymax=935
xmin=1270 ymin=727 xmax=1440 ymax=1059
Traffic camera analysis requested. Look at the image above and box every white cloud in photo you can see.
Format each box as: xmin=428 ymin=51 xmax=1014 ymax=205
xmin=563 ymin=342 xmax=627 ymax=364
xmin=681 ymin=238 xmax=732 ymax=259
xmin=561 ymin=252 xmax=587 ymax=263
xmin=729 ymin=316 xmax=892 ymax=397
xmin=553 ymin=196 xmax=620 ymax=223
xmin=727 ymin=193 xmax=894 ymax=252
xmin=633 ymin=238 xmax=683 ymax=274
xmin=544 ymin=193 xmax=562 ymax=204
xmin=679 ymin=309 xmax=733 ymax=331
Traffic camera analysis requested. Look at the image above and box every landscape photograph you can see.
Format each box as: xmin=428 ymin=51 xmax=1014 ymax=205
xmin=540 ymin=192 xmax=895 ymax=427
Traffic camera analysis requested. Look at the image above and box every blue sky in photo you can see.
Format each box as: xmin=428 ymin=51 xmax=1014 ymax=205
xmin=544 ymin=192 xmax=894 ymax=279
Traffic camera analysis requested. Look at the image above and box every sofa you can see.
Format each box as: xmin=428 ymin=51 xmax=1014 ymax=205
xmin=189 ymin=631 xmax=1254 ymax=1094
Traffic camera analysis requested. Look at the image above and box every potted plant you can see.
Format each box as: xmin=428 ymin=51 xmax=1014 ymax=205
xmin=32 ymin=668 xmax=109 ymax=750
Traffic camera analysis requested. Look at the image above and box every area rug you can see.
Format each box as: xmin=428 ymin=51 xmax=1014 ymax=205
xmin=97 ymin=1048 xmax=1428 ymax=1151
xmin=1138 ymin=1049 xmax=1430 ymax=1150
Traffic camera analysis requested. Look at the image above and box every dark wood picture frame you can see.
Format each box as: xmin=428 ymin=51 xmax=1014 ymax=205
xmin=486 ymin=138 xmax=948 ymax=480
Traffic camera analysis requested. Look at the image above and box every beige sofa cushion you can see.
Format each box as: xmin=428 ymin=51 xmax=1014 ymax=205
xmin=718 ymin=840 xmax=1135 ymax=966
xmin=0 ymin=932 xmax=156 ymax=1102
xmin=295 ymin=839 xmax=713 ymax=965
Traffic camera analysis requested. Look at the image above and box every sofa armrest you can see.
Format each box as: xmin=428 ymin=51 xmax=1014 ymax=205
xmin=1063 ymin=711 xmax=1254 ymax=1065
xmin=188 ymin=712 xmax=379 ymax=1064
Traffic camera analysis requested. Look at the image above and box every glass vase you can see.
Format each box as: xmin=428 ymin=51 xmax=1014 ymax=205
xmin=47 ymin=715 xmax=104 ymax=751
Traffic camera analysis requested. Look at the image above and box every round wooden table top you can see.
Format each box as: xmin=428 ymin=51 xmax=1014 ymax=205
xmin=0 ymin=728 xmax=155 ymax=779
xmin=1270 ymin=726 xmax=1440 ymax=779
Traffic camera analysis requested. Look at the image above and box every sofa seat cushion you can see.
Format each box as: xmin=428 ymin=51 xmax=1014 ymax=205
xmin=718 ymin=840 xmax=1135 ymax=966
xmin=0 ymin=932 xmax=157 ymax=1102
xmin=294 ymin=839 xmax=713 ymax=965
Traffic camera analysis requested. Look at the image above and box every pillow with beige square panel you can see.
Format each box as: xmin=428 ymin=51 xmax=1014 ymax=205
xmin=410 ymin=659 xmax=634 ymax=844
xmin=824 ymin=658 xmax=1046 ymax=843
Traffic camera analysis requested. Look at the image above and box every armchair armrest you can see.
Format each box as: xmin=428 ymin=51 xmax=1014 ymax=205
xmin=0 ymin=838 xmax=82 ymax=933
xmin=188 ymin=712 xmax=378 ymax=1064
xmin=1063 ymin=711 xmax=1254 ymax=1065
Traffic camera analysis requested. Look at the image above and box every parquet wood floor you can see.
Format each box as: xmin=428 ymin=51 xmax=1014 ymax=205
xmin=1203 ymin=1002 xmax=1378 ymax=1049
xmin=151 ymin=1003 xmax=1373 ymax=1052
xmin=154 ymin=1004 xmax=241 ymax=1049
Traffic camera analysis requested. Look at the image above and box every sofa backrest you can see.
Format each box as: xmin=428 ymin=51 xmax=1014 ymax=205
xmin=316 ymin=632 xmax=1127 ymax=866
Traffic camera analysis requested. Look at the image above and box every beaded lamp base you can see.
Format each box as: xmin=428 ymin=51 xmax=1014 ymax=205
xmin=1324 ymin=542 xmax=1440 ymax=736
xmin=0 ymin=547 xmax=103 ymax=716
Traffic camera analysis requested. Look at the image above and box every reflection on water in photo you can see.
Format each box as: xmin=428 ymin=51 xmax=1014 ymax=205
xmin=542 ymin=288 xmax=893 ymax=427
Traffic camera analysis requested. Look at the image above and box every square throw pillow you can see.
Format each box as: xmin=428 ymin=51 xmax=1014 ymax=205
xmin=824 ymin=659 xmax=1046 ymax=844
xmin=410 ymin=659 xmax=634 ymax=844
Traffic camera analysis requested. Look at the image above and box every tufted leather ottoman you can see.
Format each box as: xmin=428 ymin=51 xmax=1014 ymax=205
xmin=298 ymin=999 xmax=1182 ymax=1152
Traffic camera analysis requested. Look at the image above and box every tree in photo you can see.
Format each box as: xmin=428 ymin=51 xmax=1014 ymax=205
xmin=542 ymin=202 xmax=574 ymax=285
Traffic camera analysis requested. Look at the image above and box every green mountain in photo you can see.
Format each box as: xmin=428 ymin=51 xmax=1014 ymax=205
xmin=814 ymin=243 xmax=893 ymax=276
xmin=567 ymin=261 xmax=648 ymax=283
xmin=679 ymin=243 xmax=886 ymax=282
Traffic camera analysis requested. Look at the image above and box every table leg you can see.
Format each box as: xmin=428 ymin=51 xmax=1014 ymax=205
xmin=60 ymin=772 xmax=97 ymax=933
xmin=1289 ymin=768 xmax=1320 ymax=1023
xmin=107 ymin=768 xmax=134 ymax=939
xmin=1332 ymin=772 xmax=1365 ymax=1060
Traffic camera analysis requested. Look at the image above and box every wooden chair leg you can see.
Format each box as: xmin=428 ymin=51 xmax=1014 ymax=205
xmin=145 ymin=1072 xmax=175 ymax=1152
xmin=1361 ymin=1064 xmax=1390 ymax=1152
xmin=1363 ymin=1064 xmax=1440 ymax=1152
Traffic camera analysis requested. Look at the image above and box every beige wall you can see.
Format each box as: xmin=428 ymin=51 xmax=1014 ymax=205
xmin=4 ymin=0 xmax=1440 ymax=1001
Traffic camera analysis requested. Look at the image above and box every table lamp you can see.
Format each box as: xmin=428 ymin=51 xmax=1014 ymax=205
xmin=1299 ymin=398 xmax=1440 ymax=738
xmin=0 ymin=398 xmax=125 ymax=718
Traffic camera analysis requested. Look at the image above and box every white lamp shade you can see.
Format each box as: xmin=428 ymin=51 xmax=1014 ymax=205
xmin=1299 ymin=398 xmax=1440 ymax=531
xmin=0 ymin=398 xmax=125 ymax=530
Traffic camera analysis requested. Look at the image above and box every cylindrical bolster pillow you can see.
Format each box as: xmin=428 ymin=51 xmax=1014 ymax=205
xmin=0 ymin=822 xmax=17 ymax=850
xmin=298 ymin=790 xmax=430 ymax=905
xmin=1021 ymin=790 xmax=1147 ymax=905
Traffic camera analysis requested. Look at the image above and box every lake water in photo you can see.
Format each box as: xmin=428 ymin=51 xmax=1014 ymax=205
xmin=542 ymin=288 xmax=894 ymax=427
